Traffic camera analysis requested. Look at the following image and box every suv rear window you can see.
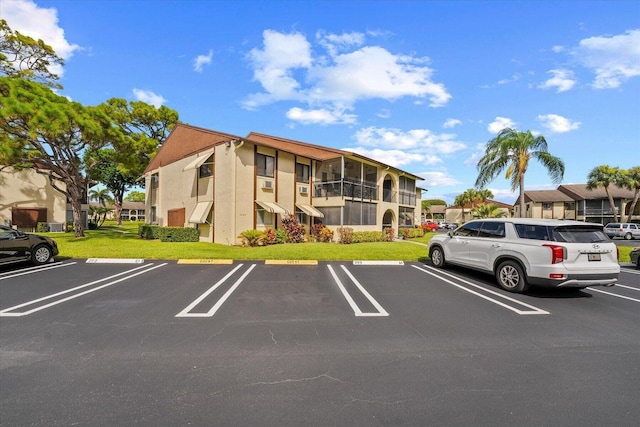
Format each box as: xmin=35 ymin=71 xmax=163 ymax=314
xmin=605 ymin=223 xmax=620 ymax=228
xmin=552 ymin=226 xmax=609 ymax=243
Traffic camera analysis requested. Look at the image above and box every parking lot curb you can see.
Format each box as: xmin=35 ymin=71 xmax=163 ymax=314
xmin=177 ymin=259 xmax=234 ymax=264
xmin=265 ymin=260 xmax=318 ymax=265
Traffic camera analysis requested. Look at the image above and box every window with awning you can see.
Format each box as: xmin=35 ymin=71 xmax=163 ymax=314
xmin=182 ymin=148 xmax=215 ymax=171
xmin=295 ymin=204 xmax=324 ymax=218
xmin=189 ymin=201 xmax=213 ymax=224
xmin=255 ymin=201 xmax=289 ymax=215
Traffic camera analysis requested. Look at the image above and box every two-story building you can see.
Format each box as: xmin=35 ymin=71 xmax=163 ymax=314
xmin=0 ymin=165 xmax=91 ymax=231
xmin=514 ymin=184 xmax=639 ymax=223
xmin=142 ymin=124 xmax=423 ymax=244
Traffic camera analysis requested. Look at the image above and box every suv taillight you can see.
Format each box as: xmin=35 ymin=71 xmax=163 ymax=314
xmin=543 ymin=244 xmax=566 ymax=264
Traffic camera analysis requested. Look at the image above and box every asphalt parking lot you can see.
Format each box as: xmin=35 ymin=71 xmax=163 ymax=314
xmin=1 ymin=259 xmax=639 ymax=426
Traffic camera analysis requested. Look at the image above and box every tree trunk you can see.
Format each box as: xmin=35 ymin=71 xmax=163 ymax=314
xmin=69 ymin=194 xmax=85 ymax=238
xmin=626 ymin=190 xmax=640 ymax=223
xmin=518 ymin=177 xmax=526 ymax=218
xmin=605 ymin=185 xmax=618 ymax=222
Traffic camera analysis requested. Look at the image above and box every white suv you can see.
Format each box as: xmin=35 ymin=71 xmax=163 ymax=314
xmin=427 ymin=218 xmax=619 ymax=293
xmin=604 ymin=223 xmax=640 ymax=240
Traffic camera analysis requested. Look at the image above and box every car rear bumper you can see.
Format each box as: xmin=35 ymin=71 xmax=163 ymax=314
xmin=529 ymin=274 xmax=619 ymax=288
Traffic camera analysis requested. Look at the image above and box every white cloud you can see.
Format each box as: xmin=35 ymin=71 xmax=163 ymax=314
xmin=377 ymin=109 xmax=391 ymax=119
xmin=193 ymin=49 xmax=213 ymax=72
xmin=353 ymin=126 xmax=466 ymax=153
xmin=243 ymin=29 xmax=451 ymax=117
xmin=498 ymin=74 xmax=520 ymax=85
xmin=0 ymin=0 xmax=80 ymax=76
xmin=418 ymin=171 xmax=462 ymax=186
xmin=487 ymin=117 xmax=515 ymax=134
xmin=348 ymin=147 xmax=429 ymax=168
xmin=537 ymin=114 xmax=581 ymax=133
xmin=132 ymin=89 xmax=167 ymax=107
xmin=443 ymin=118 xmax=462 ymax=129
xmin=538 ymin=69 xmax=576 ymax=92
xmin=286 ymin=107 xmax=357 ymax=125
xmin=574 ymin=29 xmax=640 ymax=89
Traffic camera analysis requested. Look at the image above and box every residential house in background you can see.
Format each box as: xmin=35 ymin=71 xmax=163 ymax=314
xmin=515 ymin=184 xmax=639 ymax=223
xmin=0 ymin=166 xmax=90 ymax=231
xmin=445 ymin=199 xmax=513 ymax=224
xmin=514 ymin=189 xmax=576 ymax=220
xmin=142 ymin=124 xmax=423 ymax=244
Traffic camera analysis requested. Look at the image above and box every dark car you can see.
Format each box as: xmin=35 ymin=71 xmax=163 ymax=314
xmin=0 ymin=225 xmax=59 ymax=266
xmin=630 ymin=246 xmax=640 ymax=269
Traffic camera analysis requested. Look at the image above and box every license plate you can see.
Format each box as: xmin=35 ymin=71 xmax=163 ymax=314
xmin=587 ymin=253 xmax=601 ymax=261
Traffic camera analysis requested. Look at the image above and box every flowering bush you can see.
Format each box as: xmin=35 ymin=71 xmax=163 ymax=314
xmin=337 ymin=227 xmax=354 ymax=244
xmin=311 ymin=223 xmax=334 ymax=242
xmin=281 ymin=214 xmax=305 ymax=243
xmin=384 ymin=227 xmax=395 ymax=242
xmin=261 ymin=228 xmax=277 ymax=245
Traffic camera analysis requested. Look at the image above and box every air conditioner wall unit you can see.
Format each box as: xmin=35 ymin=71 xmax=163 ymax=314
xmin=299 ymin=186 xmax=309 ymax=194
xmin=263 ymin=180 xmax=273 ymax=189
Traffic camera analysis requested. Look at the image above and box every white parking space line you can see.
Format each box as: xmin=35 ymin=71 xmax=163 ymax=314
xmin=176 ymin=264 xmax=256 ymax=318
xmin=615 ymin=284 xmax=640 ymax=292
xmin=0 ymin=263 xmax=167 ymax=317
xmin=0 ymin=262 xmax=77 ymax=281
xmin=327 ymin=265 xmax=388 ymax=317
xmin=587 ymin=288 xmax=640 ymax=303
xmin=412 ymin=265 xmax=550 ymax=315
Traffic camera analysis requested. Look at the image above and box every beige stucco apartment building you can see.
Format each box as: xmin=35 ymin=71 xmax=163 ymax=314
xmin=0 ymin=166 xmax=71 ymax=231
xmin=142 ymin=124 xmax=423 ymax=245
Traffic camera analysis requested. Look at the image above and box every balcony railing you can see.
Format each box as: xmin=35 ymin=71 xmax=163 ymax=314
xmin=398 ymin=190 xmax=416 ymax=206
xmin=314 ymin=180 xmax=378 ymax=201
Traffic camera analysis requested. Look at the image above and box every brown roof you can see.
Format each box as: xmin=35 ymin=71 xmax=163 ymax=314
xmin=558 ymin=184 xmax=636 ymax=200
xmin=520 ymin=190 xmax=574 ymax=203
xmin=144 ymin=124 xmax=243 ymax=174
xmin=145 ymin=124 xmax=423 ymax=180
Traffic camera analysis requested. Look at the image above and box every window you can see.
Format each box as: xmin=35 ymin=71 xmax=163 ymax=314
xmin=257 ymin=154 xmax=275 ymax=178
xmin=478 ymin=221 xmax=505 ymax=238
xmin=256 ymin=207 xmax=273 ymax=226
xmin=296 ymin=163 xmax=310 ymax=183
xmin=514 ymin=224 xmax=552 ymax=241
xmin=199 ymin=155 xmax=214 ymax=178
xmin=454 ymin=222 xmax=481 ymax=237
xmin=296 ymin=208 xmax=308 ymax=225
xmin=399 ymin=207 xmax=414 ymax=227
xmin=564 ymin=202 xmax=575 ymax=211
xmin=315 ymin=207 xmax=341 ymax=225
xmin=543 ymin=202 xmax=552 ymax=210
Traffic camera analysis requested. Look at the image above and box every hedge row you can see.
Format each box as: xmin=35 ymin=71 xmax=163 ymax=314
xmin=138 ymin=225 xmax=199 ymax=242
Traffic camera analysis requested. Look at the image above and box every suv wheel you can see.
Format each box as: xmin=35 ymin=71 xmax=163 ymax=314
xmin=496 ymin=260 xmax=528 ymax=293
xmin=624 ymin=233 xmax=632 ymax=240
xmin=430 ymin=246 xmax=446 ymax=268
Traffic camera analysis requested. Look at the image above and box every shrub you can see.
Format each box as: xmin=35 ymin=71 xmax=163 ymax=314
xmin=337 ymin=227 xmax=354 ymax=244
xmin=400 ymin=227 xmax=424 ymax=239
xmin=157 ymin=227 xmax=199 ymax=242
xmin=352 ymin=231 xmax=385 ymax=243
xmin=311 ymin=223 xmax=334 ymax=242
xmin=384 ymin=227 xmax=395 ymax=242
xmin=261 ymin=228 xmax=277 ymax=245
xmin=275 ymin=229 xmax=287 ymax=244
xmin=138 ymin=225 xmax=198 ymax=242
xmin=239 ymin=229 xmax=263 ymax=247
xmin=37 ymin=222 xmax=50 ymax=232
xmin=281 ymin=214 xmax=305 ymax=243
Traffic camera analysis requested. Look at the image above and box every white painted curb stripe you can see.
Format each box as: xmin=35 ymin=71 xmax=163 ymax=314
xmin=86 ymin=258 xmax=144 ymax=264
xmin=1 ymin=263 xmax=167 ymax=317
xmin=353 ymin=261 xmax=404 ymax=266
xmin=412 ymin=265 xmax=549 ymax=315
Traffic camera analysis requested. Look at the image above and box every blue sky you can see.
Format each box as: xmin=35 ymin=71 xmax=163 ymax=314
xmin=2 ymin=0 xmax=639 ymax=205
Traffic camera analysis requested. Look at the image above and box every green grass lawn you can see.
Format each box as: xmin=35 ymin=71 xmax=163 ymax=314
xmin=47 ymin=222 xmax=431 ymax=261
xmin=43 ymin=222 xmax=634 ymax=262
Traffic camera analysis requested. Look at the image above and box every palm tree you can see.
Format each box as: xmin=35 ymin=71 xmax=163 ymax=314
xmin=471 ymin=203 xmax=506 ymax=219
xmin=475 ymin=128 xmax=564 ymax=218
xmin=586 ymin=165 xmax=622 ymax=222
xmin=454 ymin=189 xmax=480 ymax=223
xmin=89 ymin=187 xmax=114 ymax=207
xmin=618 ymin=166 xmax=640 ymax=223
